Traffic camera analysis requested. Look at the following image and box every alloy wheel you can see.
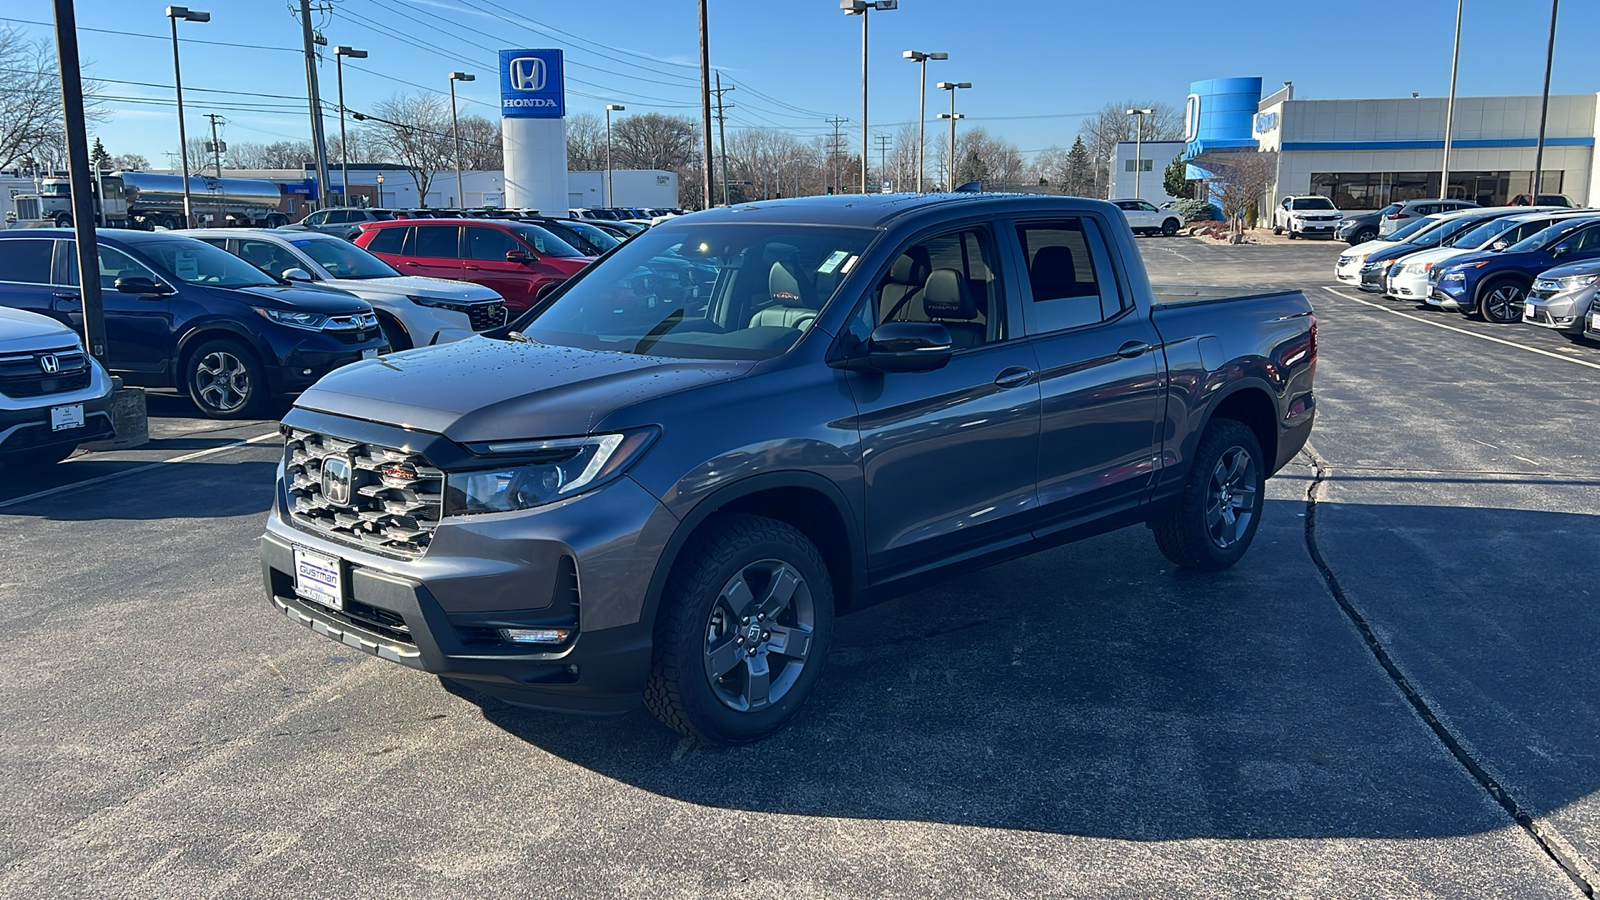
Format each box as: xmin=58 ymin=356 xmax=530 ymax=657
xmin=702 ymin=559 xmax=816 ymax=713
xmin=1205 ymin=446 xmax=1258 ymax=549
xmin=1484 ymin=284 xmax=1525 ymax=323
xmin=195 ymin=350 xmax=251 ymax=413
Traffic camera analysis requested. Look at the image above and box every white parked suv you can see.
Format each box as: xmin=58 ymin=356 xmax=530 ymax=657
xmin=1110 ymin=199 xmax=1184 ymax=237
xmin=182 ymin=229 xmax=507 ymax=350
xmin=1273 ymin=196 xmax=1343 ymax=239
xmin=0 ymin=307 xmax=116 ymax=468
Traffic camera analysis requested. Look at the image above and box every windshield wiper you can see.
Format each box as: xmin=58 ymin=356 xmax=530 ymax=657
xmin=505 ymin=330 xmax=536 ymax=344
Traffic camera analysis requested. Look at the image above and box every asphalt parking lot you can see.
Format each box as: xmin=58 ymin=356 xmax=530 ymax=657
xmin=2 ymin=235 xmax=1597 ymax=898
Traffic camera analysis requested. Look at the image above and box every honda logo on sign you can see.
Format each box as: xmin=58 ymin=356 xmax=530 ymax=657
xmin=509 ymin=56 xmax=546 ymax=92
xmin=39 ymin=354 xmax=60 ymax=374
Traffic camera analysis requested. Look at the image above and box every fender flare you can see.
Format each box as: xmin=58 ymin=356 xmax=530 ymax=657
xmin=172 ymin=321 xmax=275 ymax=386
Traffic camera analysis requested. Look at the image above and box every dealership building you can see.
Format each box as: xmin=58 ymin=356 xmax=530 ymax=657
xmin=1178 ymin=76 xmax=1599 ymax=213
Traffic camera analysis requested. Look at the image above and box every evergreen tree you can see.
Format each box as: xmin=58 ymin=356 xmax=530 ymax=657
xmin=90 ymin=137 xmax=112 ymax=171
xmin=1163 ymin=153 xmax=1193 ymax=200
xmin=1065 ymin=136 xmax=1093 ymax=197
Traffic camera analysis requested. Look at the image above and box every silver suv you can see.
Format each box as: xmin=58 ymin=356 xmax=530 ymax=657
xmin=284 ymin=207 xmax=399 ymax=241
xmin=1378 ymin=198 xmax=1479 ymax=237
xmin=1524 ymin=258 xmax=1600 ymax=342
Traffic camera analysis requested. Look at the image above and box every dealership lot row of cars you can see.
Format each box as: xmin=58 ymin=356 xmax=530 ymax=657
xmin=1330 ymin=203 xmax=1600 ymax=341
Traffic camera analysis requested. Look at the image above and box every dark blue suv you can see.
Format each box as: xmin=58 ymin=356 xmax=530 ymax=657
xmin=1432 ymin=215 xmax=1600 ymax=323
xmin=0 ymin=229 xmax=387 ymax=418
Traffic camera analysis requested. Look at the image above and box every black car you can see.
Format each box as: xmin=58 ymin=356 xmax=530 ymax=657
xmin=1335 ymin=205 xmax=1394 ymax=245
xmin=0 ymin=229 xmax=386 ymax=419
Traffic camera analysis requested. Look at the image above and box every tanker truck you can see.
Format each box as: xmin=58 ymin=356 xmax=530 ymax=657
xmin=9 ymin=171 xmax=289 ymax=230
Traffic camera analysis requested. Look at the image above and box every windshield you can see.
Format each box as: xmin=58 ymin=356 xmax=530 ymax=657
xmin=507 ymin=223 xmax=588 ymax=258
xmin=291 ymin=237 xmax=399 ymax=279
xmin=1406 ymin=216 xmax=1487 ymax=248
xmin=1506 ymin=221 xmax=1593 ymax=253
xmin=568 ymin=222 xmax=622 ymax=252
xmin=516 ymin=224 xmax=876 ymax=361
xmin=1387 ymin=216 xmax=1443 ymax=242
xmin=138 ymin=239 xmax=278 ymax=287
xmin=1292 ymin=198 xmax=1335 ymax=210
xmin=1451 ymin=216 xmax=1528 ymax=250
xmin=40 ymin=183 xmax=71 ymax=197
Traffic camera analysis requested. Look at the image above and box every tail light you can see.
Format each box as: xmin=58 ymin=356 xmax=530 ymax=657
xmin=1386 ymin=212 xmax=1408 ymax=219
xmin=1308 ymin=313 xmax=1318 ymax=380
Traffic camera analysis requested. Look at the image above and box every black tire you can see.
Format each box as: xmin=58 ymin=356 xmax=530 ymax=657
xmin=1161 ymin=217 xmax=1180 ymax=236
xmin=1 ymin=443 xmax=75 ymax=469
xmin=1272 ymin=224 xmax=1282 ymax=235
xmin=377 ymin=313 xmax=412 ymax=352
xmin=1353 ymin=227 xmax=1377 ymax=244
xmin=54 ymin=214 xmax=72 ymax=228
xmin=267 ymin=214 xmax=288 ymax=228
xmin=1287 ymin=230 xmax=1298 ymax=240
xmin=1149 ymin=419 xmax=1266 ymax=571
xmin=185 ymin=338 xmax=266 ymax=419
xmin=1478 ymin=277 xmax=1527 ymax=324
xmin=646 ymin=513 xmax=835 ymax=745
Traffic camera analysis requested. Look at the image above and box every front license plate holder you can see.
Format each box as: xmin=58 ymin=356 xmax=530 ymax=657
xmin=293 ymin=547 xmax=344 ymax=610
xmin=50 ymin=404 xmax=85 ymax=432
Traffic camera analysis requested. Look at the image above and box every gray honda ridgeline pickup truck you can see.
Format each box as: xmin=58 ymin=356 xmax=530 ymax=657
xmin=261 ymin=194 xmax=1317 ymax=745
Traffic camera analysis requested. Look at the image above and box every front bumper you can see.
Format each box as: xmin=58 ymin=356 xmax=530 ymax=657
xmin=1290 ymin=218 xmax=1339 ymax=236
xmin=1358 ymin=264 xmax=1389 ymax=293
xmin=1335 ymin=260 xmax=1365 ymax=285
xmin=1587 ymin=308 xmax=1600 ymax=339
xmin=1522 ymin=292 xmax=1592 ymax=334
xmin=1432 ymin=279 xmax=1470 ymax=311
xmin=266 ymin=335 xmax=390 ymax=395
xmin=1387 ymin=269 xmax=1431 ymax=301
xmin=0 ymin=366 xmax=117 ymax=455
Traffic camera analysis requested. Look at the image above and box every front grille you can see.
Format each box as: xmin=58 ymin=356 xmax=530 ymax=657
xmin=283 ymin=429 xmax=444 ymax=557
xmin=428 ymin=299 xmax=507 ymax=331
xmin=0 ymin=347 xmax=91 ymax=398
xmin=324 ymin=313 xmax=381 ymax=346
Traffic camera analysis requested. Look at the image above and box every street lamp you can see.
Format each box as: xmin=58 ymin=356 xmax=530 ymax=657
xmin=903 ymin=50 xmax=946 ymax=193
xmin=375 ymin=172 xmax=384 ymax=208
xmin=165 ymin=6 xmax=209 ymax=228
xmin=333 ymin=46 xmax=367 ymax=208
xmin=448 ymin=72 xmax=474 ymax=208
xmin=605 ymin=104 xmax=626 ymax=208
xmin=842 ymin=0 xmax=897 ymax=194
xmin=937 ymin=81 xmax=970 ymax=190
xmin=1126 ymin=108 xmax=1154 ymax=200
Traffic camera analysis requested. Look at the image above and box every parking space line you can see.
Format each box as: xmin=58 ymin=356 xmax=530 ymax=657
xmin=1320 ymin=286 xmax=1600 ymax=371
xmin=0 ymin=431 xmax=281 ymax=512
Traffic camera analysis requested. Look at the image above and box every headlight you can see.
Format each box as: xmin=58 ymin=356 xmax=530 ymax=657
xmin=443 ymin=428 xmax=658 ymax=516
xmin=1360 ymin=260 xmax=1385 ymax=273
xmin=406 ymin=294 xmax=461 ymax=309
xmin=255 ymin=307 xmax=329 ymax=330
xmin=1404 ymin=261 xmax=1433 ymax=275
xmin=1441 ymin=271 xmax=1466 ymax=282
xmin=1558 ymin=274 xmax=1599 ymax=290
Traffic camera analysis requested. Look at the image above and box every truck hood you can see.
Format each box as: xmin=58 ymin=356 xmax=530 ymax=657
xmin=327 ymin=275 xmax=502 ymax=303
xmin=294 ymin=336 xmax=752 ymax=442
xmin=0 ymin=306 xmax=79 ymax=353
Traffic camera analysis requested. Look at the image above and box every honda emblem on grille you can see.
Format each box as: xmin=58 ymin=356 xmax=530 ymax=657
xmin=321 ymin=456 xmax=353 ymax=506
xmin=39 ymin=354 xmax=60 ymax=374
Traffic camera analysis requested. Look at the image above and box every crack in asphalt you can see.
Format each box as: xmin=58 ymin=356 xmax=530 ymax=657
xmin=1298 ymin=443 xmax=1596 ymax=898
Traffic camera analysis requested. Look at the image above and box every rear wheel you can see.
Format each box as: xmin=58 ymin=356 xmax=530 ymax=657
xmin=185 ymin=338 xmax=265 ymax=419
xmin=1150 ymin=419 xmax=1265 ymax=571
xmin=1478 ymin=278 xmax=1527 ymax=324
xmin=53 ymin=214 xmax=72 ymax=228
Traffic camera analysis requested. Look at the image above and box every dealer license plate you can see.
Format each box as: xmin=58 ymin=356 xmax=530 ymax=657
xmin=293 ymin=548 xmax=344 ymax=610
xmin=50 ymin=404 xmax=84 ymax=432
xmin=361 ymin=348 xmax=379 ymax=360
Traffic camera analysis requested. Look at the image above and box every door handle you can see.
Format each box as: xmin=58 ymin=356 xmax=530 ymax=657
xmin=52 ymin=291 xmax=79 ymax=300
xmin=1117 ymin=340 xmax=1153 ymax=359
xmin=994 ymin=366 xmax=1035 ymax=389
xmin=465 ymin=265 xmax=482 ymax=271
xmin=404 ymin=262 xmax=421 ymax=267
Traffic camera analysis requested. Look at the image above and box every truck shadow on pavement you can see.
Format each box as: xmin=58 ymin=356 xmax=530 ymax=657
xmin=446 ymin=497 xmax=1600 ymax=843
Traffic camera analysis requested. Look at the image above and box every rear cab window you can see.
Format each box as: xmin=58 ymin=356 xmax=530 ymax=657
xmin=1015 ymin=218 xmax=1129 ymax=333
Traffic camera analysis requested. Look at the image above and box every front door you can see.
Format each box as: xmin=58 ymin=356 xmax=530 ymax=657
xmin=463 ymin=225 xmax=539 ymax=310
xmin=1012 ymin=217 xmax=1163 ymax=535
xmin=844 ymin=225 xmax=1042 ymax=582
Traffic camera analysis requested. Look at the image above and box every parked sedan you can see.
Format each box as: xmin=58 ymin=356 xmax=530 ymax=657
xmin=1432 ymin=216 xmax=1600 ymax=322
xmin=1390 ymin=210 xmax=1593 ymax=306
xmin=1523 ymin=259 xmax=1600 ymax=341
xmin=353 ymin=218 xmax=595 ymax=312
xmin=183 ymin=228 xmax=507 ymax=350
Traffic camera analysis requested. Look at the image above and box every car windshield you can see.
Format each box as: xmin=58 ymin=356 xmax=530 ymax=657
xmin=1451 ymin=216 xmax=1526 ymax=249
xmin=1405 ymin=216 xmax=1487 ymax=248
xmin=1506 ymin=221 xmax=1592 ymax=253
xmin=137 ymin=238 xmax=278 ymax=287
xmin=569 ymin=222 xmax=621 ymax=252
xmin=291 ymin=237 xmax=399 ymax=279
xmin=1292 ymin=198 xmax=1335 ymax=210
xmin=1387 ymin=216 xmax=1442 ymax=242
xmin=506 ymin=223 xmax=588 ymax=258
xmin=515 ymin=223 xmax=876 ymax=361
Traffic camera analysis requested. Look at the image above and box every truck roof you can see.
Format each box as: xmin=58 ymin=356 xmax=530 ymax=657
xmin=674 ymin=192 xmax=1119 ymax=230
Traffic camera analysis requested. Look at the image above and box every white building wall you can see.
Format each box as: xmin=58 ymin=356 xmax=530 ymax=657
xmin=1110 ymin=141 xmax=1185 ymax=203
xmin=567 ymin=170 xmax=679 ymax=210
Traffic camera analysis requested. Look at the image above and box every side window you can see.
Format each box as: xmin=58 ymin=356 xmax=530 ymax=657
xmin=61 ymin=244 xmax=161 ymax=288
xmin=1017 ymin=218 xmax=1128 ymax=333
xmin=303 ymin=211 xmax=326 ymax=226
xmin=413 ymin=225 xmax=459 ymax=258
xmin=1567 ymin=226 xmax=1600 ymax=253
xmin=873 ymin=228 xmax=1002 ymax=350
xmin=235 ymin=239 xmax=301 ymax=278
xmin=0 ymin=239 xmax=55 ymax=284
xmin=364 ymin=226 xmax=407 ymax=255
xmin=325 ymin=210 xmax=353 ymax=224
xmin=467 ymin=226 xmax=520 ymax=260
xmin=1136 ymin=201 xmax=1160 ymax=212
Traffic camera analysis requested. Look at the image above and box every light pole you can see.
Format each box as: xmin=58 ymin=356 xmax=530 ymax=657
xmin=334 ymin=46 xmax=367 ymax=207
xmin=375 ymin=172 xmax=384 ymax=208
xmin=937 ymin=81 xmax=970 ymax=190
xmin=605 ymin=104 xmax=626 ymax=208
xmin=842 ymin=0 xmax=898 ymax=195
xmin=1126 ymin=108 xmax=1153 ymax=200
xmin=165 ymin=5 xmax=208 ymax=228
xmin=903 ymin=50 xmax=946 ymax=193
xmin=448 ymin=71 xmax=474 ymax=208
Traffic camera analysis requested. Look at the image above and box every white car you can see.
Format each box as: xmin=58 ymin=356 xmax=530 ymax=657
xmin=1389 ymin=210 xmax=1593 ymax=306
xmin=0 ymin=307 xmax=116 ymax=468
xmin=1333 ymin=206 xmax=1502 ymax=286
xmin=1273 ymin=195 xmax=1343 ymax=239
xmin=182 ymin=229 xmax=507 ymax=350
xmin=1110 ymin=199 xmax=1183 ymax=237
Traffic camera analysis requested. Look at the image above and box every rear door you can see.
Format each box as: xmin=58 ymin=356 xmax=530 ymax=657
xmin=0 ymin=237 xmax=66 ymax=322
xmin=405 ymin=224 xmax=466 ymax=281
xmin=1012 ymin=215 xmax=1164 ymax=535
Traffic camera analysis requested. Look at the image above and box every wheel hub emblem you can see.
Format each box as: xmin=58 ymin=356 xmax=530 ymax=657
xmin=744 ymin=623 xmax=763 ymax=645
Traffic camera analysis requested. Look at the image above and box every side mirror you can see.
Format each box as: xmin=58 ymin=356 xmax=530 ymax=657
xmin=505 ymin=249 xmax=533 ymax=263
xmin=865 ymin=322 xmax=953 ymax=373
xmin=280 ymin=267 xmax=312 ymax=282
xmin=1550 ymin=242 xmax=1573 ymax=258
xmin=1491 ymin=240 xmax=1508 ymax=252
xmin=114 ymin=276 xmax=169 ymax=295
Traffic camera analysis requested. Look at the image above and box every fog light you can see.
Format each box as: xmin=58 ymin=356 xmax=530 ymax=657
xmin=301 ymin=368 xmax=313 ymax=376
xmin=499 ymin=627 xmax=572 ymax=645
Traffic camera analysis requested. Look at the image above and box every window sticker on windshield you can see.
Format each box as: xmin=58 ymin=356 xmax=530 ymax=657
xmin=817 ymin=250 xmax=850 ymax=274
xmin=839 ymin=254 xmax=859 ymax=274
xmin=290 ymin=240 xmax=313 ymax=246
xmin=173 ymin=252 xmax=200 ymax=280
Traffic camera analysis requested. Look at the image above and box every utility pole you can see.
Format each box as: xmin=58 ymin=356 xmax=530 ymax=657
xmin=825 ymin=115 xmax=847 ymax=193
xmin=297 ymin=0 xmax=331 ymax=210
xmin=697 ymin=0 xmax=714 ymax=210
xmin=50 ymin=0 xmax=107 ymax=365
xmin=1532 ymin=0 xmax=1559 ymax=197
xmin=875 ymin=133 xmax=892 ymax=192
xmin=205 ymin=112 xmax=225 ymax=224
xmin=712 ymin=72 xmax=735 ymax=206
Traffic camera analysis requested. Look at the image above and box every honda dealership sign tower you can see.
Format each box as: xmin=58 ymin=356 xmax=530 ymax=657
xmin=500 ymin=49 xmax=568 ymax=214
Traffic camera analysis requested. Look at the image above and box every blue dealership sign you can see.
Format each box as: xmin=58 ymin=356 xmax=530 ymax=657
xmin=499 ymin=49 xmax=565 ymax=118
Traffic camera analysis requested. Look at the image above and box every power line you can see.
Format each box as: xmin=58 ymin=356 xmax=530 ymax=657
xmin=0 ymin=15 xmax=300 ymax=53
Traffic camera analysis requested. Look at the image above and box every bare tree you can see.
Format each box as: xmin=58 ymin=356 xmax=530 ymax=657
xmin=111 ymin=152 xmax=151 ymax=171
xmin=0 ymin=25 xmax=103 ymax=172
xmin=931 ymin=127 xmax=1024 ymax=190
xmin=1077 ymin=100 xmax=1183 ymax=198
xmin=454 ymin=114 xmax=502 ymax=170
xmin=227 ymin=140 xmax=314 ymax=169
xmin=362 ymin=92 xmax=456 ymax=205
xmin=565 ymin=112 xmax=604 ymax=171
xmin=612 ymin=112 xmax=698 ymax=171
xmin=1200 ymin=149 xmax=1279 ymax=241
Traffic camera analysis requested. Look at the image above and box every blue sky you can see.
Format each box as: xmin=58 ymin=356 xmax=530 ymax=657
xmin=9 ymin=0 xmax=1600 ymax=165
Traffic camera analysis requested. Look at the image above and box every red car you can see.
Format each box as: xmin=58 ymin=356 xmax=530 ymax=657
xmin=353 ymin=218 xmax=594 ymax=311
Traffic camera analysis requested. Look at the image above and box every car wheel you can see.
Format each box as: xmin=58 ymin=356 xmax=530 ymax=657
xmin=1353 ymin=227 xmax=1377 ymax=244
xmin=376 ymin=313 xmax=412 ymax=352
xmin=54 ymin=214 xmax=73 ymax=228
xmin=646 ymin=513 xmax=835 ymax=745
xmin=1 ymin=443 xmax=76 ymax=469
xmin=1161 ymin=218 xmax=1180 ymax=236
xmin=186 ymin=338 xmax=265 ymax=419
xmin=1149 ymin=419 xmax=1265 ymax=571
xmin=1478 ymin=278 xmax=1527 ymax=324
xmin=1272 ymin=224 xmax=1282 ymax=235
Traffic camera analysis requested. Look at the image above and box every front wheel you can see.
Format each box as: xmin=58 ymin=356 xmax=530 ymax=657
xmin=1272 ymin=224 xmax=1283 ymax=235
xmin=1150 ymin=419 xmax=1266 ymax=571
xmin=1478 ymin=279 xmax=1527 ymax=324
xmin=1352 ymin=227 xmax=1377 ymax=244
xmin=646 ymin=513 xmax=834 ymax=745
xmin=1161 ymin=217 xmax=1180 ymax=236
xmin=186 ymin=338 xmax=265 ymax=419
